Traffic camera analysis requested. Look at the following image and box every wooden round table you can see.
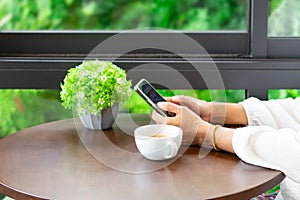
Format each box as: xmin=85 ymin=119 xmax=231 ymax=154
xmin=0 ymin=114 xmax=284 ymax=200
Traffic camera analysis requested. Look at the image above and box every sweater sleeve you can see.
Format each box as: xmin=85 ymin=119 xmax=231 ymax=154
xmin=240 ymin=97 xmax=300 ymax=129
xmin=232 ymin=126 xmax=300 ymax=183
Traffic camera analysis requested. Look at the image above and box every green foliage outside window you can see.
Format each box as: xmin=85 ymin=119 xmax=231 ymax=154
xmin=0 ymin=0 xmax=247 ymax=30
xmin=0 ymin=90 xmax=72 ymax=138
xmin=269 ymin=89 xmax=300 ymax=100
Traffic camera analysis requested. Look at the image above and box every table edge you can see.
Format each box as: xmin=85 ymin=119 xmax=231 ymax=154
xmin=211 ymin=171 xmax=285 ymax=200
xmin=0 ymin=181 xmax=47 ymax=200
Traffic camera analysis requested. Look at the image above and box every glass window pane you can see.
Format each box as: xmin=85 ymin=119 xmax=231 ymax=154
xmin=269 ymin=0 xmax=300 ymax=37
xmin=0 ymin=0 xmax=247 ymax=31
xmin=0 ymin=89 xmax=72 ymax=138
xmin=269 ymin=89 xmax=300 ymax=99
xmin=127 ymin=90 xmax=245 ymax=114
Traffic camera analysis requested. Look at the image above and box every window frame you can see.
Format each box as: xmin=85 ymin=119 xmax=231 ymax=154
xmin=0 ymin=31 xmax=249 ymax=56
xmin=251 ymin=0 xmax=300 ymax=58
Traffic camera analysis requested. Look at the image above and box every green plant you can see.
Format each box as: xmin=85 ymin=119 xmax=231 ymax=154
xmin=60 ymin=60 xmax=132 ymax=116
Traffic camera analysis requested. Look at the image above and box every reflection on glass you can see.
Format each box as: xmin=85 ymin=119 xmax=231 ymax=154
xmin=0 ymin=0 xmax=247 ymax=30
xmin=269 ymin=0 xmax=300 ymax=37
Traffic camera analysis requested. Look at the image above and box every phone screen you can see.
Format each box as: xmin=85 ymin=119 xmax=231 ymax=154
xmin=141 ymin=83 xmax=166 ymax=104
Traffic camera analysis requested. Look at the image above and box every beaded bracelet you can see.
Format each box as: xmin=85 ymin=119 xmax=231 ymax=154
xmin=211 ymin=125 xmax=221 ymax=151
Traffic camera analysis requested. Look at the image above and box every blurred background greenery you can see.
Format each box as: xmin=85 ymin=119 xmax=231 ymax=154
xmin=0 ymin=0 xmax=248 ymax=30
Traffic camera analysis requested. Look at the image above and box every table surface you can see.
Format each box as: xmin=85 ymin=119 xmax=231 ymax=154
xmin=0 ymin=114 xmax=284 ymax=200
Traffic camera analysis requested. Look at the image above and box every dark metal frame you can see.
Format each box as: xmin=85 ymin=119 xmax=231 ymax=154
xmin=1 ymin=0 xmax=300 ymax=100
xmin=0 ymin=31 xmax=248 ymax=56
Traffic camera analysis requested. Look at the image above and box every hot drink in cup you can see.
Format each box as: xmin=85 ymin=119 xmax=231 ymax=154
xmin=134 ymin=124 xmax=183 ymax=161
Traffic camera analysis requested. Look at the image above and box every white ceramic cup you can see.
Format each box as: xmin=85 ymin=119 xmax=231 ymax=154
xmin=134 ymin=124 xmax=183 ymax=161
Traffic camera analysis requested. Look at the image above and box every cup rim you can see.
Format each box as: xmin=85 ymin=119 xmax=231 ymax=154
xmin=134 ymin=124 xmax=182 ymax=139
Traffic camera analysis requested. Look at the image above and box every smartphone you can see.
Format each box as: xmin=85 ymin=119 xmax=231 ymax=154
xmin=134 ymin=79 xmax=175 ymax=117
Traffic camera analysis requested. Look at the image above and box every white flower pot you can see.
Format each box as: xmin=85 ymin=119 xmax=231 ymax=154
xmin=79 ymin=103 xmax=119 ymax=130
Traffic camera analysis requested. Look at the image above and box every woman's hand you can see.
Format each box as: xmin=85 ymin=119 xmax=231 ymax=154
xmin=166 ymin=96 xmax=212 ymax=123
xmin=152 ymin=101 xmax=236 ymax=153
xmin=152 ymin=102 xmax=210 ymax=145
xmin=166 ymin=95 xmax=248 ymax=126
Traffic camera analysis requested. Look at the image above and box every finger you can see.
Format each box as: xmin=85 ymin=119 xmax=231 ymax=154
xmin=165 ymin=96 xmax=180 ymax=105
xmin=177 ymin=95 xmax=197 ymax=106
xmin=151 ymin=110 xmax=166 ymax=124
xmin=164 ymin=97 xmax=172 ymax=102
xmin=170 ymin=95 xmax=183 ymax=104
xmin=157 ymin=102 xmax=181 ymax=114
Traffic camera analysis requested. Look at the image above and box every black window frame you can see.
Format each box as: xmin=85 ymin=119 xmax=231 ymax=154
xmin=1 ymin=0 xmax=300 ymax=100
